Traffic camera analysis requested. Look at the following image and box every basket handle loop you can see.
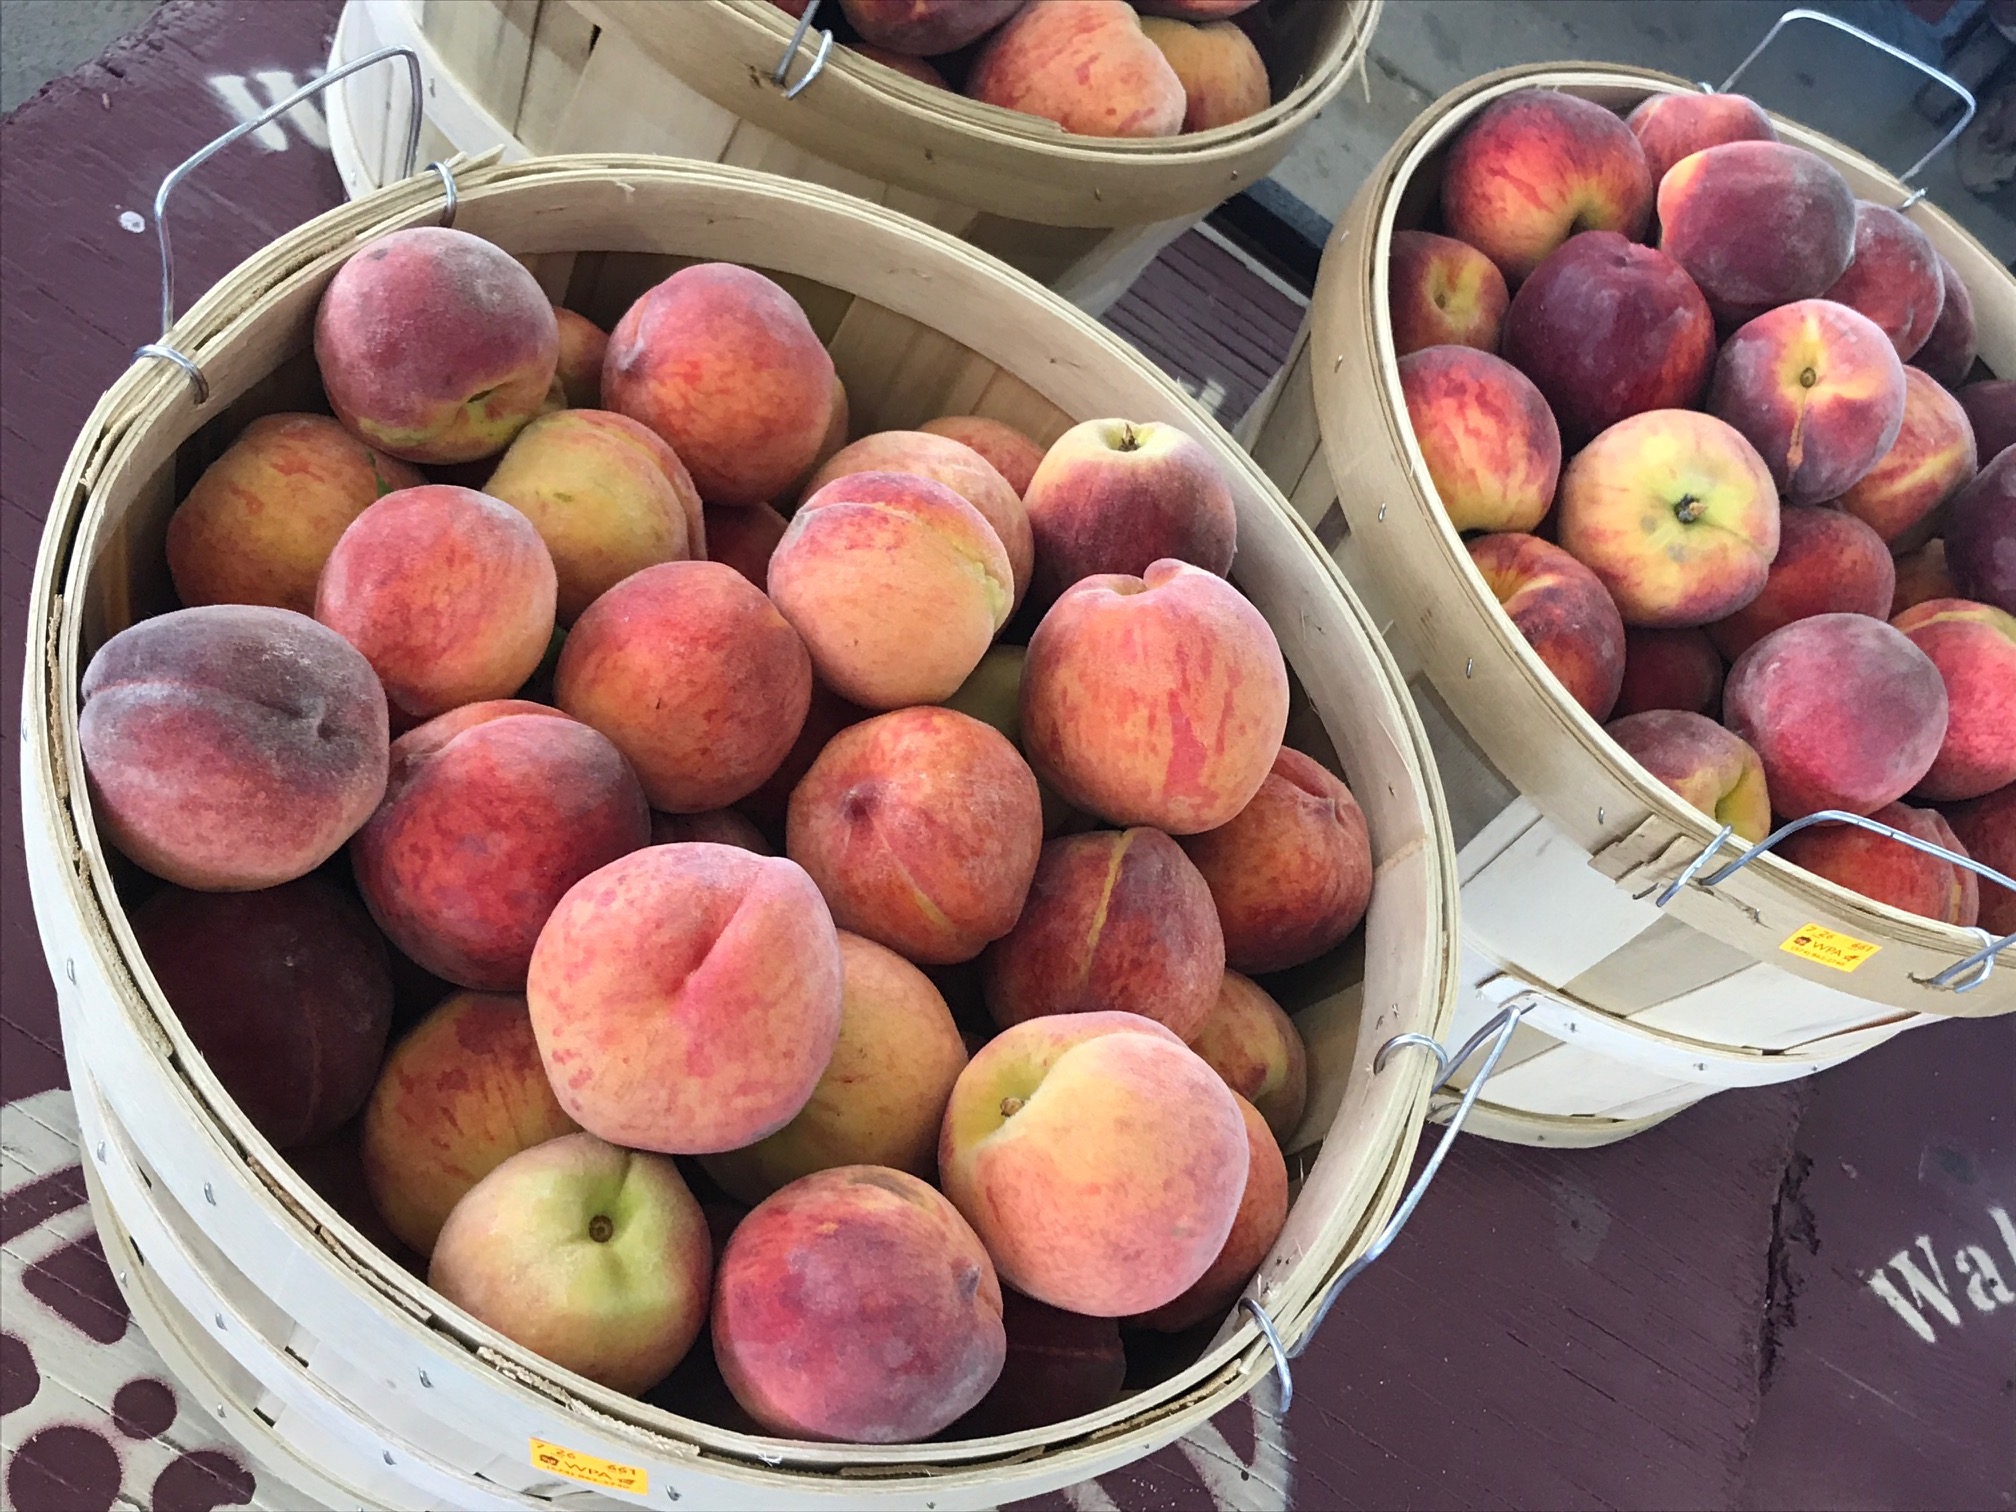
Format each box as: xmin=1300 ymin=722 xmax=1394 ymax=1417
xmin=1241 ymin=996 xmax=1534 ymax=1415
xmin=772 ymin=0 xmax=836 ymax=101
xmin=1715 ymin=6 xmax=1975 ymax=200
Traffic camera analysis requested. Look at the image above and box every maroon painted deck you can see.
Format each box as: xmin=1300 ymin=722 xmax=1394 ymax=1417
xmin=3 ymin=4 xmax=2012 ymax=1509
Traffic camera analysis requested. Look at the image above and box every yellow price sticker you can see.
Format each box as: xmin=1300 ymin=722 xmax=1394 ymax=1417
xmin=1780 ymin=922 xmax=1881 ymax=973
xmin=529 ymin=1437 xmax=648 ymax=1496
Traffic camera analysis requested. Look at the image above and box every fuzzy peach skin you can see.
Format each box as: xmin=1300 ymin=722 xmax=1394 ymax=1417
xmin=556 ymin=560 xmax=812 ymax=812
xmin=787 ymin=706 xmax=1044 ymax=964
xmin=80 ymin=605 xmax=388 ymax=890
xmin=1821 ymin=202 xmax=1944 ymax=361
xmin=1942 ymin=785 xmax=2015 ymax=936
xmin=770 ymin=470 xmax=1013 ymax=709
xmin=1467 ymin=533 xmax=1627 ymax=721
xmin=132 ymin=876 xmax=391 ymax=1150
xmin=1176 ymin=746 xmax=1372 ymax=974
xmin=1386 ymin=230 xmax=1510 ymax=358
xmin=1657 ymin=142 xmax=1857 ymax=319
xmin=1132 ymin=1093 xmax=1287 ymax=1333
xmin=553 ymin=307 xmax=608 ymax=409
xmin=1893 ymin=540 xmax=1959 ymax=618
xmin=1778 ymin=802 xmax=1978 ymax=926
xmin=1139 ymin=16 xmax=1269 ymax=132
xmin=967 ymin=0 xmax=1185 ymax=138
xmin=939 ymin=1011 xmax=1247 ymax=1316
xmin=314 ymin=226 xmax=558 ymax=465
xmin=803 ymin=430 xmax=1033 ymax=609
xmin=941 ymin=644 xmax=1086 ymax=835
xmin=1892 ymin=598 xmax=2016 ymax=802
xmin=1625 ymin=91 xmax=1776 ymax=185
xmin=1555 ymin=409 xmax=1780 ymax=628
xmin=430 ymin=1133 xmax=711 ymax=1395
xmin=361 ymin=991 xmax=580 ymax=1256
xmin=315 ymin=484 xmax=557 ymax=724
xmin=1957 ymin=381 xmax=2016 ymax=461
xmin=1835 ymin=368 xmax=1978 ymax=549
xmin=739 ymin=681 xmax=867 ymax=842
xmin=703 ymin=501 xmax=790 ymax=589
xmin=1704 ymin=506 xmax=1895 ymax=662
xmin=652 ymin=809 xmax=772 ymax=853
xmin=1614 ymin=626 xmax=1725 ymax=718
xmin=784 ymin=373 xmax=853 ymax=503
xmin=1911 ymin=253 xmax=1977 ymax=389
xmin=702 ymin=933 xmax=969 ymax=1204
xmin=165 ymin=413 xmax=423 ymax=615
xmin=981 ymin=828 xmax=1225 ymax=1040
xmin=1021 ymin=560 xmax=1289 ymax=833
xmin=603 ymin=263 xmax=836 ymax=507
xmin=714 ymin=1166 xmax=1004 ymax=1442
xmin=351 ymin=701 xmax=649 ymax=990
xmin=483 ymin=409 xmax=703 ymax=624
xmin=1186 ymin=972 xmax=1307 ymax=1145
xmin=1606 ymin=709 xmax=1772 ymax=842
xmin=920 ymin=415 xmax=1045 ymax=496
xmin=1707 ymin=300 xmax=1907 ymax=506
xmin=1399 ymin=346 xmax=1562 ymax=532
xmin=1440 ymin=89 xmax=1654 ymax=285
xmin=839 ymin=0 xmax=1024 ymax=53
xmin=1946 ymin=439 xmax=2016 ymax=614
xmin=1723 ymin=612 xmax=1948 ymax=817
xmin=528 ymin=844 xmax=843 ymax=1153
xmin=951 ymin=1289 xmax=1125 ymax=1437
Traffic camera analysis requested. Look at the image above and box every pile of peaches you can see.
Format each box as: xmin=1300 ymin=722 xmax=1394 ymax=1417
xmin=1388 ymin=86 xmax=2014 ymax=933
xmin=776 ymin=0 xmax=1278 ymax=137
xmin=82 ymin=223 xmax=1376 ymax=1443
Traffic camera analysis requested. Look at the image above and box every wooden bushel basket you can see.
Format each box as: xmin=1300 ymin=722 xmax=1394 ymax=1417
xmin=1251 ymin=57 xmax=2016 ymax=1149
xmin=21 ymin=123 xmax=1463 ymax=1505
xmin=321 ymin=0 xmax=1378 ymax=314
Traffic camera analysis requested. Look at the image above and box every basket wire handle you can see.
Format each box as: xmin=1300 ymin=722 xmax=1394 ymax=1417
xmin=1241 ymin=996 xmax=1534 ymax=1415
xmin=134 ymin=45 xmax=438 ymax=403
xmin=1715 ymin=6 xmax=1976 ymax=202
xmin=771 ymin=0 xmax=836 ymax=100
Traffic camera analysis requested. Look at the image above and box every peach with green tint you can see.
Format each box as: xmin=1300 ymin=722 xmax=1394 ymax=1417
xmin=1836 ymin=367 xmax=1978 ymax=549
xmin=1606 ymin=709 xmax=1772 ymax=842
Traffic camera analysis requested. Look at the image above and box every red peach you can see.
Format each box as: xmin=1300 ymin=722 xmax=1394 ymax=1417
xmin=1131 ymin=1094 xmax=1287 ymax=1332
xmin=1957 ymin=380 xmax=2016 ymax=461
xmin=1658 ymin=142 xmax=1857 ymax=319
xmin=1893 ymin=540 xmax=1960 ymax=618
xmin=1911 ymin=253 xmax=1978 ymax=389
xmin=1625 ymin=91 xmax=1776 ymax=185
xmin=1399 ymin=345 xmax=1562 ymax=532
xmin=1386 ymin=230 xmax=1511 ymax=357
xmin=1704 ymin=506 xmax=1895 ymax=662
xmin=1893 ymin=598 xmax=2016 ymax=801
xmin=839 ymin=0 xmax=1024 ymax=53
xmin=702 ymin=501 xmax=790 ymax=589
xmin=1821 ymin=202 xmax=1944 ymax=361
xmin=1615 ymin=626 xmax=1725 ymax=718
xmin=553 ymin=307 xmax=608 ymax=409
xmin=967 ymin=1 xmax=1185 ymax=139
xmin=1946 ymin=447 xmax=2016 ymax=613
xmin=1186 ymin=972 xmax=1308 ymax=1145
xmin=1467 ymin=533 xmax=1627 ymax=720
xmin=739 ymin=681 xmax=868 ymax=842
xmin=1835 ymin=367 xmax=1978 ymax=549
xmin=919 ymin=415 xmax=1045 ymax=495
xmin=1779 ymin=801 xmax=1979 ymax=926
xmin=1606 ymin=708 xmax=1772 ymax=842
xmin=1942 ymin=785 xmax=2015 ymax=936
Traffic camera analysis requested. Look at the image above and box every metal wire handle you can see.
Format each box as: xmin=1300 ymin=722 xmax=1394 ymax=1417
xmin=1240 ymin=997 xmax=1534 ymax=1415
xmin=771 ymin=0 xmax=835 ymax=100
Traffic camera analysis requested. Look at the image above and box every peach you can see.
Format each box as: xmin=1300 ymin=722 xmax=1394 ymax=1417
xmin=1957 ymin=380 xmax=2016 ymax=461
xmin=553 ymin=307 xmax=608 ymax=409
xmin=528 ymin=844 xmax=843 ymax=1153
xmin=1556 ymin=409 xmax=1780 ymax=627
xmin=361 ymin=990 xmax=580 ymax=1256
xmin=1657 ymin=142 xmax=1857 ymax=318
xmin=1724 ymin=612 xmax=1948 ymax=817
xmin=1615 ymin=626 xmax=1724 ymax=718
xmin=555 ymin=560 xmax=812 ymax=811
xmin=1467 ymin=533 xmax=1627 ymax=720
xmin=1911 ymin=253 xmax=1978 ymax=389
xmin=982 ymin=828 xmax=1224 ymax=1040
xmin=483 ymin=409 xmax=703 ymax=623
xmin=352 ymin=701 xmax=649 ymax=989
xmin=788 ymin=706 xmax=1043 ymax=963
xmin=1138 ymin=16 xmax=1269 ymax=132
xmin=803 ymin=430 xmax=1033 ymax=608
xmin=1022 ymin=560 xmax=1289 ymax=833
xmin=1386 ymin=230 xmax=1511 ymax=357
xmin=714 ymin=1167 xmax=1004 ymax=1442
xmin=1132 ymin=1094 xmax=1287 ymax=1332
xmin=783 ymin=373 xmax=853 ymax=503
xmin=739 ymin=680 xmax=867 ymax=841
xmin=851 ymin=44 xmax=951 ymax=85
xmin=952 ymin=1290 xmax=1125 ymax=1437
xmin=430 ymin=1133 xmax=711 ymax=1394
xmin=131 ymin=876 xmax=392 ymax=1150
xmin=651 ymin=808 xmax=772 ymax=853
xmin=1399 ymin=346 xmax=1561 ymax=533
xmin=1186 ymin=972 xmax=1307 ymax=1145
xmin=1139 ymin=0 xmax=1258 ymax=14
xmin=702 ymin=501 xmax=790 ymax=588
xmin=769 ymin=471 xmax=1013 ymax=708
xmin=1441 ymin=89 xmax=1654 ymax=285
xmin=1606 ymin=709 xmax=1772 ymax=842
xmin=1704 ymin=506 xmax=1895 ymax=662
xmin=165 ymin=413 xmax=424 ymax=615
xmin=315 ymin=484 xmax=557 ymax=724
xmin=919 ymin=415 xmax=1045 ymax=496
xmin=1822 ymin=202 xmax=1944 ymax=361
xmin=1625 ymin=91 xmax=1776 ymax=185
xmin=1778 ymin=802 xmax=1978 ymax=926
xmin=939 ymin=1011 xmax=1247 ymax=1316
xmin=839 ymin=0 xmax=1024 ymax=53
xmin=1893 ymin=540 xmax=1960 ymax=618
xmin=942 ymin=644 xmax=1086 ymax=835
xmin=1942 ymin=785 xmax=2015 ymax=936
xmin=1893 ymin=598 xmax=2016 ymax=801
xmin=1945 ymin=448 xmax=2016 ymax=613
xmin=701 ymin=933 xmax=968 ymax=1203
xmin=1501 ymin=231 xmax=1716 ymax=445
xmin=603 ymin=263 xmax=836 ymax=506
xmin=1023 ymin=419 xmax=1237 ymax=602
xmin=315 ymin=226 xmax=558 ymax=464
xmin=1176 ymin=746 xmax=1372 ymax=974
xmin=1835 ymin=367 xmax=1978 ymax=549
xmin=80 ymin=605 xmax=388 ymax=890
xmin=966 ymin=0 xmax=1185 ymax=139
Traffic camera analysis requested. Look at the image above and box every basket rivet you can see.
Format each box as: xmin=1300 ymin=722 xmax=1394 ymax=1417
xmin=216 ymin=1403 xmax=226 ymax=1417
xmin=203 ymin=1182 xmax=216 ymax=1205
xmin=384 ymin=1450 xmax=396 ymax=1466
xmin=1464 ymin=658 xmax=1473 ymax=678
xmin=418 ymin=1369 xmax=432 ymax=1389
xmin=64 ymin=958 xmax=76 ymax=985
xmin=118 ymin=1272 xmax=128 ymax=1286
xmin=214 ymin=1314 xmax=226 ymax=1330
xmin=1695 ymin=1062 xmax=1707 ymax=1071
xmin=95 ymin=1141 xmax=106 ymax=1162
xmin=1597 ymin=807 xmax=1606 ymax=825
xmin=1377 ymin=501 xmax=1387 ymax=521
